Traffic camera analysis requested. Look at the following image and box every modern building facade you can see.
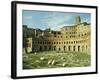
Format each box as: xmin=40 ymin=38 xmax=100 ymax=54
xmin=26 ymin=16 xmax=91 ymax=54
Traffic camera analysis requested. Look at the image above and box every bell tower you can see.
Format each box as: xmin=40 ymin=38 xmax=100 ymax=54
xmin=75 ymin=16 xmax=81 ymax=25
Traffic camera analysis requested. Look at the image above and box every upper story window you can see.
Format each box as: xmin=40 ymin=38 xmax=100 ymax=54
xmin=78 ymin=35 xmax=80 ymax=37
xmin=69 ymin=32 xmax=71 ymax=34
xmin=43 ymin=42 xmax=45 ymax=44
xmin=81 ymin=34 xmax=83 ymax=36
xmin=54 ymin=35 xmax=56 ymax=37
xmin=74 ymin=32 xmax=77 ymax=34
xmin=58 ymin=32 xmax=60 ymax=34
xmin=71 ymin=41 xmax=73 ymax=44
xmin=85 ymin=33 xmax=87 ymax=35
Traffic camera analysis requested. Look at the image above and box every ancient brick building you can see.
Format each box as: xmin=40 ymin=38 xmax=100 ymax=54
xmin=26 ymin=16 xmax=90 ymax=54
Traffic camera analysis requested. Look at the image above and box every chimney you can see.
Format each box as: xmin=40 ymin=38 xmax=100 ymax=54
xmin=75 ymin=16 xmax=81 ymax=25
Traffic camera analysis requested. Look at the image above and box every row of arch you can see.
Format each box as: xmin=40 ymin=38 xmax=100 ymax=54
xmin=33 ymin=45 xmax=89 ymax=52
xmin=33 ymin=40 xmax=88 ymax=45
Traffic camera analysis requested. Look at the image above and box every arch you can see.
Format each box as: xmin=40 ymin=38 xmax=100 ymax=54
xmin=40 ymin=46 xmax=42 ymax=51
xmin=49 ymin=46 xmax=51 ymax=50
xmin=86 ymin=45 xmax=87 ymax=52
xmin=78 ymin=45 xmax=80 ymax=51
xmin=68 ymin=46 xmax=71 ymax=51
xmin=73 ymin=46 xmax=75 ymax=51
xmin=82 ymin=46 xmax=84 ymax=51
xmin=64 ymin=46 xmax=66 ymax=51
xmin=54 ymin=46 xmax=56 ymax=50
xmin=58 ymin=47 xmax=61 ymax=51
xmin=44 ymin=46 xmax=47 ymax=51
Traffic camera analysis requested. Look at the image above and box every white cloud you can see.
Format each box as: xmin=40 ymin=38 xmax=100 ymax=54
xmin=24 ymin=16 xmax=32 ymax=20
xmin=51 ymin=23 xmax=75 ymax=31
xmin=41 ymin=13 xmax=74 ymax=30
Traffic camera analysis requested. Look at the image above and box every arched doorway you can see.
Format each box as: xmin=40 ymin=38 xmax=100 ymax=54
xmin=40 ymin=46 xmax=42 ymax=51
xmin=49 ymin=46 xmax=51 ymax=50
xmin=58 ymin=47 xmax=61 ymax=51
xmin=78 ymin=45 xmax=80 ymax=51
xmin=64 ymin=46 xmax=66 ymax=51
xmin=82 ymin=46 xmax=84 ymax=51
xmin=44 ymin=46 xmax=47 ymax=51
xmin=68 ymin=46 xmax=71 ymax=51
xmin=73 ymin=46 xmax=75 ymax=51
xmin=54 ymin=46 xmax=56 ymax=50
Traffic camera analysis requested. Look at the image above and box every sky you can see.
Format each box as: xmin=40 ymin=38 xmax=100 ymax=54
xmin=22 ymin=10 xmax=91 ymax=30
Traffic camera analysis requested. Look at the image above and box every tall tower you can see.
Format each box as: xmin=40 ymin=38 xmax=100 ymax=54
xmin=75 ymin=16 xmax=81 ymax=25
xmin=35 ymin=29 xmax=37 ymax=37
xmin=49 ymin=27 xmax=51 ymax=33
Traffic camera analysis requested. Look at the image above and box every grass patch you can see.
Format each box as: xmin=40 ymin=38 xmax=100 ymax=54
xmin=23 ymin=51 xmax=91 ymax=69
